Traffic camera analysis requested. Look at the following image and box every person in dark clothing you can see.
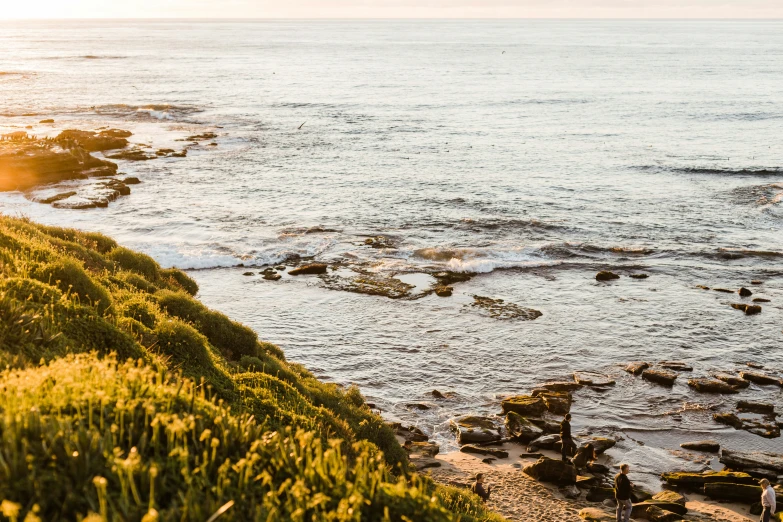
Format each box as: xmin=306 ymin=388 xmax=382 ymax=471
xmin=560 ymin=413 xmax=575 ymax=461
xmin=471 ymin=473 xmax=492 ymax=502
xmin=614 ymin=463 xmax=632 ymax=522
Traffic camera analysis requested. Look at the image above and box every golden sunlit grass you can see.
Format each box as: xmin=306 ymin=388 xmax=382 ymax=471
xmin=0 ymin=214 xmax=505 ymax=521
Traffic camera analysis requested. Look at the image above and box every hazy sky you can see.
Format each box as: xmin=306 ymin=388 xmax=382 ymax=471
xmin=1 ymin=0 xmax=782 ymax=19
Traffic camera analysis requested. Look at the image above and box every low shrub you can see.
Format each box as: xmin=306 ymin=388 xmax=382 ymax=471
xmin=108 ymin=246 xmax=161 ymax=281
xmin=32 ymin=258 xmax=112 ymax=314
xmin=160 ymin=267 xmax=199 ymax=296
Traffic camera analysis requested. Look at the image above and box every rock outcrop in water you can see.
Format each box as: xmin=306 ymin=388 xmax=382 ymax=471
xmin=0 ymin=132 xmax=118 ymax=191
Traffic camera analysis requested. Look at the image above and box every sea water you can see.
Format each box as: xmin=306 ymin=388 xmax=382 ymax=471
xmin=1 ymin=19 xmax=781 ymax=488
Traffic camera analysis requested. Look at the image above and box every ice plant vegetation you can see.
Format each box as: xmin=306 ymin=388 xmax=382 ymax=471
xmin=0 ymin=215 xmax=504 ymax=521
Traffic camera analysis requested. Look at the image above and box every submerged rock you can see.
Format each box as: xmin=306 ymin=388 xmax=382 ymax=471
xmin=713 ymin=373 xmax=750 ymax=388
xmin=625 ymin=361 xmax=650 ymax=375
xmin=539 ymin=391 xmax=571 ymax=414
xmin=469 ymin=295 xmax=542 ymax=320
xmin=540 ymin=381 xmax=583 ymax=392
xmin=629 ymin=273 xmax=649 ymax=279
xmin=687 ymin=378 xmax=738 ymax=394
xmin=737 ymin=400 xmax=775 ymax=414
xmin=595 ymin=271 xmax=620 ymax=281
xmin=658 ymin=361 xmax=693 ymax=372
xmin=289 ymin=263 xmax=328 ymax=275
xmin=434 ymin=285 xmax=453 ymax=297
xmin=574 ymin=371 xmax=615 ymax=387
xmin=522 ymin=457 xmax=577 ymax=485
xmin=753 ymin=297 xmax=771 ymax=303
xmin=713 ymin=412 xmax=744 ymax=429
xmin=738 ymin=287 xmax=753 ymax=297
xmin=680 ymin=440 xmax=720 ymax=452
xmin=642 ymin=368 xmax=678 ymax=386
xmin=739 ymin=371 xmax=782 ymax=386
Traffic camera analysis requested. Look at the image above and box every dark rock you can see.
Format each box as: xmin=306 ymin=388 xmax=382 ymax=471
xmin=576 ymin=475 xmax=599 ymax=489
xmin=744 ymin=305 xmax=762 ymax=315
xmin=704 ymin=482 xmax=760 ymax=503
xmin=586 ymin=486 xmax=615 ymax=502
xmin=105 ymin=148 xmax=156 ymax=161
xmin=720 ymin=449 xmax=783 ymax=473
xmin=275 ymin=266 xmax=286 ymax=271
xmin=505 ymin=412 xmax=544 ymax=442
xmin=540 ymin=392 xmax=572 ymax=414
xmin=639 ymin=505 xmax=684 ymax=522
xmin=595 ymin=271 xmax=620 ymax=281
xmin=696 ymin=285 xmax=710 ymax=290
xmin=394 ymin=424 xmax=429 ymax=443
xmin=586 ymin=462 xmax=609 ymax=474
xmin=263 ymin=272 xmax=281 ymax=281
xmin=680 ymin=440 xmax=720 ymax=452
xmin=687 ymin=378 xmax=739 ymax=394
xmin=520 ymin=452 xmax=544 ymax=459
xmin=410 ymin=441 xmax=440 ymax=457
xmin=434 ymin=286 xmax=453 ymax=297
xmin=713 ymin=373 xmax=750 ymax=388
xmin=740 ymin=371 xmax=782 ymax=386
xmin=714 ymin=413 xmax=744 ymax=429
xmin=652 ymin=490 xmax=686 ymax=505
xmin=625 ymin=361 xmax=650 ymax=375
xmin=522 ymin=457 xmax=577 ymax=485
xmin=562 ymin=484 xmax=581 ymax=499
xmin=409 ymin=455 xmax=441 ymax=471
xmin=583 ymin=437 xmax=616 ymax=455
xmin=740 ymin=468 xmax=778 ymax=482
xmin=750 ymin=280 xmax=763 ymax=285
xmin=469 ymin=295 xmax=542 ymax=320
xmin=737 ymin=400 xmax=775 ymax=414
xmin=540 ymin=381 xmax=584 ymax=392
xmin=731 ymin=303 xmax=749 ymax=312
xmin=574 ymin=371 xmax=616 ymax=387
xmin=482 ymin=457 xmax=495 ymax=464
xmin=629 ymin=273 xmax=649 ymax=279
xmin=501 ymin=395 xmax=545 ymax=416
xmin=289 ymin=263 xmax=328 ymax=275
xmin=526 ymin=417 xmax=561 ymax=433
xmin=56 ymin=129 xmax=129 ymax=151
xmin=752 ymin=298 xmax=771 ymax=303
xmin=37 ymin=191 xmax=77 ymax=204
xmin=661 ymin=470 xmax=755 ymax=487
xmin=713 ymin=288 xmax=735 ymax=293
xmin=459 ymin=445 xmax=508 ymax=458
xmin=431 ymin=389 xmax=445 ymax=399
xmin=0 ymin=135 xmax=118 ymax=192
xmin=450 ymin=415 xmax=502 ymax=444
xmin=405 ymin=403 xmax=431 ymax=411
xmin=738 ymin=287 xmax=753 ymax=297
xmin=746 ymin=361 xmax=764 ymax=369
xmin=186 ymin=132 xmax=218 ymax=141
xmin=658 ymin=361 xmax=693 ymax=372
xmin=642 ymin=368 xmax=678 ymax=386
xmin=242 ymin=272 xmax=254 ymax=276
xmin=527 ymin=434 xmax=560 ymax=451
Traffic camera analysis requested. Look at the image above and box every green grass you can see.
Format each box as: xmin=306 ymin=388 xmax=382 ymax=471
xmin=0 ymin=215 xmax=506 ymax=522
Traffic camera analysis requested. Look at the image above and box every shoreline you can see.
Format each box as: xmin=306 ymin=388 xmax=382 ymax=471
xmin=424 ymin=443 xmax=758 ymax=522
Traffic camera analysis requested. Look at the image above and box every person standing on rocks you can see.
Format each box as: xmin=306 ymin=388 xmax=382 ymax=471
xmin=614 ymin=464 xmax=632 ymax=522
xmin=471 ymin=473 xmax=492 ymax=502
xmin=760 ymin=478 xmax=776 ymax=522
xmin=560 ymin=413 xmax=575 ymax=462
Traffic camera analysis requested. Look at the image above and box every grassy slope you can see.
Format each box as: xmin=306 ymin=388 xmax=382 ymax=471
xmin=0 ymin=215 xmax=505 ymax=522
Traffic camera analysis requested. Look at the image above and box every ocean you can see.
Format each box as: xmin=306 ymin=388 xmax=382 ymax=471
xmin=1 ymin=19 xmax=781 ymax=489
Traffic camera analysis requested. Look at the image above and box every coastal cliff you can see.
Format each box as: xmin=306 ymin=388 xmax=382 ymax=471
xmin=0 ymin=215 xmax=504 ymax=522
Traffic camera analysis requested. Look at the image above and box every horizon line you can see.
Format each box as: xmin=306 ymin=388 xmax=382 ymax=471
xmin=2 ymin=16 xmax=783 ymax=21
